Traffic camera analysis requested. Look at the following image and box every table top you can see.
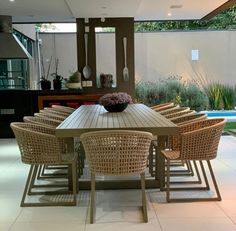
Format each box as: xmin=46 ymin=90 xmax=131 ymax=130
xmin=55 ymin=103 xmax=179 ymax=137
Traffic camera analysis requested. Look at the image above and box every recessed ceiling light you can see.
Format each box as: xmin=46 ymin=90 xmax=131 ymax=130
xmin=9 ymin=0 xmax=15 ymax=2
xmin=167 ymin=12 xmax=172 ymax=16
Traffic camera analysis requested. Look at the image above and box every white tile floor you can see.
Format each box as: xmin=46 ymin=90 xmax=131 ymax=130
xmin=1 ymin=136 xmax=236 ymax=231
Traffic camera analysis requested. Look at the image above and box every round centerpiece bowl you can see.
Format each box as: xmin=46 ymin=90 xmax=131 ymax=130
xmin=104 ymin=103 xmax=128 ymax=112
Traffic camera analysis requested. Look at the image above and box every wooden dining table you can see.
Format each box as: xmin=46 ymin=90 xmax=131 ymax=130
xmin=56 ymin=103 xmax=179 ymax=189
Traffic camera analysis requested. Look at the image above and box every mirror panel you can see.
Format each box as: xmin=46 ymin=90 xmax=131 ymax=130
xmin=95 ymin=27 xmax=116 ymax=88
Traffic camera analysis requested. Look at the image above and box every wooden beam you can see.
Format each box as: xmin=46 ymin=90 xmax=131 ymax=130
xmin=201 ymin=0 xmax=236 ymax=20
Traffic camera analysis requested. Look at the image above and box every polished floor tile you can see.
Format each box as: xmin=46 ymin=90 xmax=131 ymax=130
xmin=1 ymin=136 xmax=236 ymax=231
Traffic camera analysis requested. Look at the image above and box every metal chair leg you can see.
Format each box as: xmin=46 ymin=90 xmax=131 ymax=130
xmin=21 ymin=165 xmax=34 ymax=207
xmin=166 ymin=160 xmax=222 ymax=202
xmin=141 ymin=172 xmax=148 ymax=222
xmin=90 ymin=173 xmax=96 ymax=224
xmin=207 ymin=160 xmax=221 ymax=201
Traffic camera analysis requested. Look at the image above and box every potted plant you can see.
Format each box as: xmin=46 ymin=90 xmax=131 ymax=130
xmin=65 ymin=71 xmax=82 ymax=89
xmin=51 ymin=58 xmax=63 ymax=90
xmin=39 ymin=56 xmax=52 ymax=90
xmin=99 ymin=92 xmax=133 ymax=112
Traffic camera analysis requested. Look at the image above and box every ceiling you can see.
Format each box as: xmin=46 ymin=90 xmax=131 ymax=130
xmin=0 ymin=0 xmax=233 ymax=23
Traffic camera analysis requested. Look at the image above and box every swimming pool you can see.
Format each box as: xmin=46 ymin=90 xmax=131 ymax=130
xmin=207 ymin=111 xmax=236 ymax=117
xmin=202 ymin=110 xmax=236 ymax=122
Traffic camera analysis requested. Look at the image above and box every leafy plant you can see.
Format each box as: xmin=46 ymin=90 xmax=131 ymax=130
xmin=66 ymin=71 xmax=81 ymax=83
xmin=135 ymin=77 xmax=208 ymax=111
xmin=51 ymin=58 xmax=63 ymax=82
xmin=204 ymin=83 xmax=223 ymax=110
xmin=181 ymin=84 xmax=208 ymax=111
xmin=222 ymin=85 xmax=235 ymax=110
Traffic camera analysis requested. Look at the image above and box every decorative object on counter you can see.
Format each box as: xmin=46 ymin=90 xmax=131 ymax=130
xmin=123 ymin=37 xmax=129 ymax=82
xmin=39 ymin=55 xmax=52 ymax=90
xmin=65 ymin=71 xmax=82 ymax=89
xmin=100 ymin=73 xmax=113 ymax=88
xmin=51 ymin=58 xmax=63 ymax=90
xmin=40 ymin=78 xmax=51 ymax=90
xmin=99 ymin=92 xmax=132 ymax=112
xmin=83 ymin=33 xmax=92 ymax=79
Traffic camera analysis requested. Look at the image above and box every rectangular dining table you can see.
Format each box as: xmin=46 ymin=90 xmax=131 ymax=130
xmin=56 ymin=103 xmax=179 ymax=190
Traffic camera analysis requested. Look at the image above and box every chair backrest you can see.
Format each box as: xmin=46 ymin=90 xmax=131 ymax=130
xmin=43 ymin=108 xmax=71 ymax=116
xmin=23 ymin=116 xmax=61 ymax=128
xmin=170 ymin=118 xmax=222 ymax=151
xmin=10 ymin=122 xmax=65 ymax=165
xmin=160 ymin=106 xmax=189 ymax=116
xmin=151 ymin=102 xmax=174 ymax=111
xmin=171 ymin=113 xmax=207 ymax=125
xmin=80 ymin=130 xmax=153 ymax=176
xmin=52 ymin=105 xmax=75 ymax=113
xmin=165 ymin=109 xmax=195 ymax=119
xmin=34 ymin=112 xmax=65 ymax=122
xmin=179 ymin=118 xmax=226 ymax=160
xmin=40 ymin=109 xmax=68 ymax=118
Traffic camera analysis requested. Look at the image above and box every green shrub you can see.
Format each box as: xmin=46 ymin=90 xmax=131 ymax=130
xmin=165 ymin=79 xmax=184 ymax=105
xmin=135 ymin=81 xmax=167 ymax=106
xmin=135 ymin=77 xmax=208 ymax=111
xmin=181 ymin=84 xmax=208 ymax=111
xmin=204 ymin=83 xmax=223 ymax=110
xmin=222 ymin=85 xmax=235 ymax=110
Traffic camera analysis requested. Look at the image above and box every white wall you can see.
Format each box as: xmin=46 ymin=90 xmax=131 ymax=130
xmin=39 ymin=30 xmax=236 ymax=86
xmin=39 ymin=33 xmax=77 ymax=80
xmin=13 ymin=24 xmax=36 ymax=41
xmin=135 ymin=30 xmax=236 ymax=85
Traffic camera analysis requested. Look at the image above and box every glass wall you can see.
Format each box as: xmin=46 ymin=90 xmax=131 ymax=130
xmin=0 ymin=30 xmax=34 ymax=89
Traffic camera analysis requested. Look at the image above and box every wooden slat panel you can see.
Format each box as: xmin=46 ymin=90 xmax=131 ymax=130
xmin=56 ymin=104 xmax=179 ymax=137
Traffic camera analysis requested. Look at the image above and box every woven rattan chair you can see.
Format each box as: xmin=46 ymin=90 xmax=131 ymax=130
xmin=34 ymin=112 xmax=65 ymax=122
xmin=160 ymin=106 xmax=190 ymax=117
xmin=165 ymin=109 xmax=195 ymax=119
xmin=161 ymin=118 xmax=226 ymax=202
xmin=23 ymin=116 xmax=69 ymax=179
xmin=43 ymin=108 xmax=71 ymax=116
xmin=39 ymin=108 xmax=69 ymax=119
xmin=150 ymin=102 xmax=174 ymax=112
xmin=23 ymin=115 xmax=84 ymax=178
xmin=52 ymin=105 xmax=75 ymax=113
xmin=165 ymin=115 xmax=208 ymax=179
xmin=10 ymin=122 xmax=78 ymax=207
xmin=23 ymin=116 xmax=61 ymax=128
xmin=170 ymin=113 xmax=207 ymax=125
xmin=80 ymin=130 xmax=153 ymax=223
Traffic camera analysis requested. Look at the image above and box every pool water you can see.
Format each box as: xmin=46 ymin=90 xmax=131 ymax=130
xmin=206 ymin=111 xmax=236 ymax=117
xmin=202 ymin=110 xmax=236 ymax=122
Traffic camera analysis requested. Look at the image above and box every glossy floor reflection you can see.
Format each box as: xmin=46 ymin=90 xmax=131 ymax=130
xmin=1 ymin=136 xmax=236 ymax=231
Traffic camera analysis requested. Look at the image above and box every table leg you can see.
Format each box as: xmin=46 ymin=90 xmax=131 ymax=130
xmin=156 ymin=135 xmax=166 ymax=190
xmin=64 ymin=137 xmax=78 ymax=192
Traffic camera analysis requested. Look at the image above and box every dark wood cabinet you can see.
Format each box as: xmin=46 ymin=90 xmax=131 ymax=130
xmin=0 ymin=90 xmax=103 ymax=138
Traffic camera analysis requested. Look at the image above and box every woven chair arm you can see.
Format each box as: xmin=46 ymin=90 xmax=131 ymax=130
xmin=11 ymin=123 xmax=65 ymax=164
xmin=179 ymin=120 xmax=225 ymax=160
xmin=169 ymin=118 xmax=225 ymax=151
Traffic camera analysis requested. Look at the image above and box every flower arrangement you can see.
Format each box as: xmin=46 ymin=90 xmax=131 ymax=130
xmin=99 ymin=92 xmax=133 ymax=106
